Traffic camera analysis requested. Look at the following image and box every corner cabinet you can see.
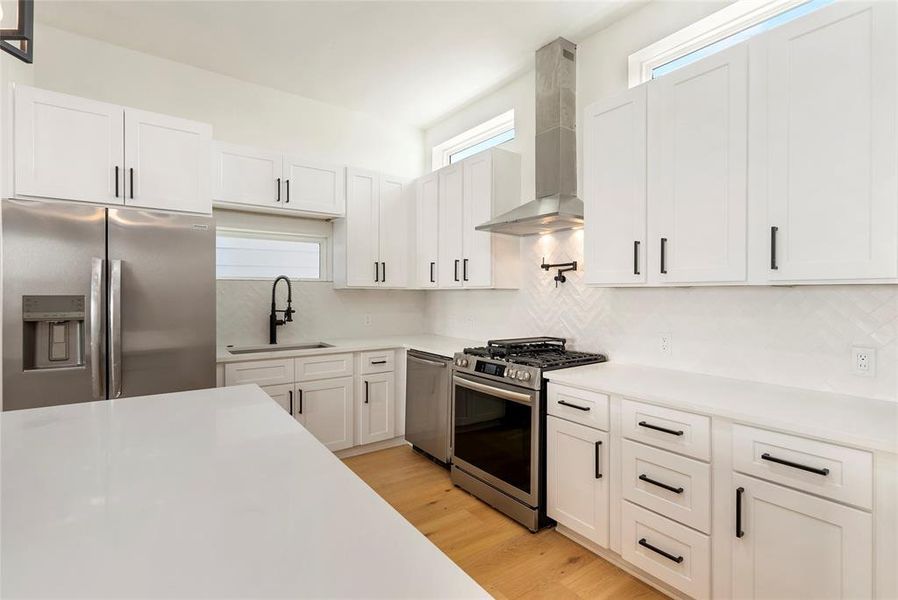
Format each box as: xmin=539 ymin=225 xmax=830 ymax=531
xmin=14 ymin=85 xmax=212 ymax=214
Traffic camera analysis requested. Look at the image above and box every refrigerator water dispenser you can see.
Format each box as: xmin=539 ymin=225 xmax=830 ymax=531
xmin=22 ymin=295 xmax=85 ymax=370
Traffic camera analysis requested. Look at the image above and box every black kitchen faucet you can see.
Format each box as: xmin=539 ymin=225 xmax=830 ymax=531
xmin=269 ymin=275 xmax=295 ymax=344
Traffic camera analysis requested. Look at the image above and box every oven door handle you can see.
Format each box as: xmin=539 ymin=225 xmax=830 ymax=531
xmin=453 ymin=376 xmax=534 ymax=406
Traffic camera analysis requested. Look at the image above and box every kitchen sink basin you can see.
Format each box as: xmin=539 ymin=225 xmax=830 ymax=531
xmin=227 ymin=342 xmax=333 ymax=355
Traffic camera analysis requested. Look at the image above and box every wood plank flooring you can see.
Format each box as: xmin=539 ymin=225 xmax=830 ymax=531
xmin=343 ymin=446 xmax=667 ymax=600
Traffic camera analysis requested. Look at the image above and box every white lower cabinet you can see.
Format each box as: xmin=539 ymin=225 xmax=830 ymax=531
xmin=358 ymin=372 xmax=395 ymax=445
xmin=547 ymin=415 xmax=610 ymax=547
xmin=261 ymin=383 xmax=294 ymax=414
xmin=295 ymin=377 xmax=354 ymax=452
xmin=732 ymin=473 xmax=872 ymax=600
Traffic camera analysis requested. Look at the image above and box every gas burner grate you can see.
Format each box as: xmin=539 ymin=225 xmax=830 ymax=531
xmin=463 ymin=337 xmax=607 ymax=370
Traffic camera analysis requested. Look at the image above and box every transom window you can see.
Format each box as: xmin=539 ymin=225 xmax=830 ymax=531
xmin=216 ymin=228 xmax=326 ymax=280
xmin=431 ymin=109 xmax=515 ymax=170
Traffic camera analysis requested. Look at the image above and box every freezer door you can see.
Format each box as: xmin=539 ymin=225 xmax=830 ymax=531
xmin=2 ymin=199 xmax=107 ymax=410
xmin=107 ymin=208 xmax=215 ymax=398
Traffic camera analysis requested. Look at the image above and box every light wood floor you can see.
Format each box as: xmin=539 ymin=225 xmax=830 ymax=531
xmin=343 ymin=446 xmax=667 ymax=600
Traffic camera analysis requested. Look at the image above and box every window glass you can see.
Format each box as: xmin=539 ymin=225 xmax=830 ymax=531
xmin=216 ymin=230 xmax=323 ymax=280
xmin=449 ymin=128 xmax=515 ymax=164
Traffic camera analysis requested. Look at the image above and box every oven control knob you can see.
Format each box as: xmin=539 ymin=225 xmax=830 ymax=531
xmin=507 ymin=369 xmax=516 ymax=378
xmin=462 ymin=359 xmax=469 ymax=367
xmin=521 ymin=372 xmax=531 ymax=381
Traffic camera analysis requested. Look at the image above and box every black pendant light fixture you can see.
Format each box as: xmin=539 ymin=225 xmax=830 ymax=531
xmin=1 ymin=0 xmax=34 ymax=64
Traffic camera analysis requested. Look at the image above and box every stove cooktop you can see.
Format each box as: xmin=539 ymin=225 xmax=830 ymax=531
xmin=462 ymin=337 xmax=606 ymax=371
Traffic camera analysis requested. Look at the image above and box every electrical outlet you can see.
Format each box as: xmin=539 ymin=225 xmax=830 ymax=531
xmin=851 ymin=346 xmax=875 ymax=376
xmin=660 ymin=333 xmax=672 ymax=355
xmin=363 ymin=314 xmax=372 ymax=326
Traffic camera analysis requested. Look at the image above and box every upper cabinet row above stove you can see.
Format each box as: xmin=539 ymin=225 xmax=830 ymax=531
xmin=584 ymin=1 xmax=897 ymax=286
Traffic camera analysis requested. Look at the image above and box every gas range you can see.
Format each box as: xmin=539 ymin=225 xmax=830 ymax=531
xmin=453 ymin=337 xmax=606 ymax=390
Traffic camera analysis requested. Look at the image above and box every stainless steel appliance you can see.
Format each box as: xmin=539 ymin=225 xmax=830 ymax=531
xmin=451 ymin=337 xmax=606 ymax=531
xmin=2 ymin=198 xmax=216 ymax=410
xmin=405 ymin=349 xmax=453 ymax=465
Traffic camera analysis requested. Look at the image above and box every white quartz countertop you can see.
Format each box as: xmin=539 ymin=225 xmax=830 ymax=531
xmin=217 ymin=334 xmax=483 ymax=363
xmin=546 ymin=363 xmax=898 ymax=454
xmin=1 ymin=385 xmax=488 ymax=599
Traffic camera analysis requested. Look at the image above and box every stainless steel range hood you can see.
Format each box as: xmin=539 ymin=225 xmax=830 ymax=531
xmin=476 ymin=37 xmax=582 ymax=236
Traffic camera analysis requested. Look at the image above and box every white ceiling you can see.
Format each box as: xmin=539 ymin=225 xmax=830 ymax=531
xmin=35 ymin=1 xmax=640 ymax=129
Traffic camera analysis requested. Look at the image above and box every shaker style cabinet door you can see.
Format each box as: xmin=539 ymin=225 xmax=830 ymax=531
xmin=583 ymin=85 xmax=647 ymax=285
xmin=732 ymin=474 xmax=872 ymax=600
xmin=416 ymin=173 xmax=440 ymax=288
xmin=295 ymin=377 xmax=354 ymax=451
xmin=461 ymin=152 xmax=493 ymax=287
xmin=211 ymin=142 xmax=282 ymax=208
xmin=378 ymin=174 xmax=409 ymax=288
xmin=343 ymin=167 xmax=381 ymax=287
xmin=358 ymin=372 xmax=395 ymax=445
xmin=14 ymin=85 xmax=124 ymax=205
xmin=124 ymin=107 xmax=212 ymax=214
xmin=437 ymin=163 xmax=464 ymax=288
xmin=753 ymin=0 xmax=897 ymax=282
xmin=282 ymin=156 xmax=345 ymax=216
xmin=648 ymin=44 xmax=748 ymax=284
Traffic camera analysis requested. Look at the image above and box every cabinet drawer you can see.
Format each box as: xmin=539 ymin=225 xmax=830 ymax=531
xmin=621 ymin=501 xmax=710 ymax=600
xmin=732 ymin=425 xmax=873 ymax=510
xmin=621 ymin=440 xmax=711 ymax=533
xmin=621 ymin=399 xmax=710 ymax=461
xmin=295 ymin=353 xmax=354 ymax=382
xmin=547 ymin=383 xmax=610 ymax=431
xmin=224 ymin=359 xmax=294 ymax=387
xmin=360 ymin=350 xmax=394 ymax=374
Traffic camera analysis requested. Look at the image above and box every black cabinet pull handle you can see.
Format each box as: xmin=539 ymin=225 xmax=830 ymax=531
xmin=558 ymin=400 xmax=591 ymax=412
xmin=115 ymin=166 xmax=120 ymax=198
xmin=129 ymin=168 xmax=134 ymax=199
xmin=638 ymin=538 xmax=683 ymax=564
xmin=770 ymin=226 xmax=778 ymax=270
xmin=639 ymin=474 xmax=683 ymax=494
xmin=288 ymin=389 xmax=293 ymax=415
xmin=374 ymin=262 xmax=379 ymax=283
xmin=463 ymin=258 xmax=469 ymax=281
xmin=736 ymin=486 xmax=745 ymax=538
xmin=660 ymin=237 xmax=668 ymax=274
xmin=594 ymin=440 xmax=603 ymax=479
xmin=381 ymin=262 xmax=386 ymax=283
xmin=638 ymin=420 xmax=684 ymax=436
xmin=364 ymin=380 xmax=369 ymax=404
xmin=761 ymin=453 xmax=829 ymax=476
xmin=634 ymin=240 xmax=640 ymax=275
xmin=430 ymin=262 xmax=435 ymax=283
xmin=297 ymin=389 xmax=303 ymax=415
xmin=276 ymin=177 xmax=281 ymax=202
xmin=454 ymin=259 xmax=460 ymax=282
xmin=370 ymin=360 xmax=387 ymax=365
xmin=285 ymin=179 xmax=290 ymax=203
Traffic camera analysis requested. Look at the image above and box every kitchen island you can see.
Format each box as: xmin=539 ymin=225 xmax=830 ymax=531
xmin=1 ymin=385 xmax=488 ymax=599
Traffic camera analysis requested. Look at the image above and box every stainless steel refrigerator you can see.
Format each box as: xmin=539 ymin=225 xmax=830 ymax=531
xmin=2 ymin=198 xmax=216 ymax=411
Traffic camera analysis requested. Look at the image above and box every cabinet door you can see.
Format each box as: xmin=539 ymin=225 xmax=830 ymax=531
xmin=546 ymin=415 xmax=610 ymax=547
xmin=416 ymin=174 xmax=440 ymax=288
xmin=461 ymin=153 xmax=493 ymax=287
xmin=282 ymin=156 xmax=345 ymax=216
xmin=732 ymin=474 xmax=872 ymax=599
xmin=583 ymin=86 xmax=647 ymax=285
xmin=211 ymin=142 xmax=282 ymax=208
xmin=359 ymin=372 xmax=395 ymax=445
xmin=295 ymin=377 xmax=354 ymax=451
xmin=124 ymin=108 xmax=212 ymax=214
xmin=378 ymin=174 xmax=409 ymax=288
xmin=261 ymin=383 xmax=294 ymax=415
xmin=14 ymin=85 xmax=124 ymax=205
xmin=648 ymin=44 xmax=748 ymax=284
xmin=344 ymin=168 xmax=380 ymax=287
xmin=437 ymin=164 xmax=464 ymax=288
xmin=754 ymin=1 xmax=897 ymax=281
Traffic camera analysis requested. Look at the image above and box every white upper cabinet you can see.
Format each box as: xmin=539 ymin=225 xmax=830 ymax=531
xmin=437 ymin=163 xmax=465 ymax=288
xmin=583 ymin=85 xmax=647 ymax=285
xmin=282 ymin=156 xmax=345 ymax=216
xmin=415 ymin=173 xmax=440 ymax=288
xmin=461 ymin=152 xmax=495 ymax=287
xmin=14 ymin=85 xmax=124 ymax=206
xmin=648 ymin=44 xmax=748 ymax=284
xmin=211 ymin=142 xmax=282 ymax=208
xmin=378 ymin=174 xmax=410 ymax=288
xmin=13 ymin=85 xmax=212 ymax=214
xmin=751 ymin=0 xmax=897 ymax=282
xmin=124 ymin=108 xmax=212 ymax=214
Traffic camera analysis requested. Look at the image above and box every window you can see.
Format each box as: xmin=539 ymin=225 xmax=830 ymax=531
xmin=629 ymin=0 xmax=834 ymax=86
xmin=431 ymin=109 xmax=514 ymax=170
xmin=216 ymin=228 xmax=327 ymax=280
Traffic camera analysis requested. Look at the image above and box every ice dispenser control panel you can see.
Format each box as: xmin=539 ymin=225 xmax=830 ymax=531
xmin=22 ymin=295 xmax=86 ymax=370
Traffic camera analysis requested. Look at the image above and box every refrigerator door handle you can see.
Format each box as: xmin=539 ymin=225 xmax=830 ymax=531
xmin=109 ymin=259 xmax=123 ymax=398
xmin=90 ymin=257 xmax=105 ymax=400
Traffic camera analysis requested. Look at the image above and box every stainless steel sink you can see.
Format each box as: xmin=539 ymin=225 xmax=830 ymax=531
xmin=227 ymin=342 xmax=333 ymax=355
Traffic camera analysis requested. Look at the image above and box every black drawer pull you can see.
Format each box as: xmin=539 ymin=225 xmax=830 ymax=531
xmin=288 ymin=389 xmax=293 ymax=415
xmin=639 ymin=474 xmax=683 ymax=494
xmin=633 ymin=240 xmax=640 ymax=275
xmin=454 ymin=259 xmax=460 ymax=282
xmin=374 ymin=262 xmax=379 ymax=283
xmin=594 ymin=440 xmax=603 ymax=479
xmin=638 ymin=538 xmax=683 ymax=564
xmin=736 ymin=486 xmax=745 ymax=538
xmin=297 ymin=389 xmax=303 ymax=415
xmin=370 ymin=360 xmax=387 ymax=365
xmin=381 ymin=262 xmax=386 ymax=283
xmin=770 ymin=226 xmax=778 ymax=270
xmin=430 ymin=261 xmax=435 ymax=283
xmin=364 ymin=380 xmax=369 ymax=404
xmin=558 ymin=400 xmax=590 ymax=412
xmin=115 ymin=166 xmax=120 ymax=198
xmin=638 ymin=421 xmax=684 ymax=436
xmin=463 ymin=258 xmax=469 ymax=281
xmin=660 ymin=237 xmax=668 ymax=274
xmin=129 ymin=168 xmax=135 ymax=199
xmin=761 ymin=453 xmax=829 ymax=476
xmin=285 ymin=179 xmax=290 ymax=203
xmin=276 ymin=177 xmax=281 ymax=202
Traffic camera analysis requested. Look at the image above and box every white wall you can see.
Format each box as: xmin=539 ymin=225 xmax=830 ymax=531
xmin=423 ymin=1 xmax=898 ymax=401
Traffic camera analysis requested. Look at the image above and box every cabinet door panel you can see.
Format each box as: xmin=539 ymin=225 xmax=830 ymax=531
xmin=649 ymin=45 xmax=748 ymax=283
xmin=283 ymin=157 xmax=345 ymax=216
xmin=14 ymin=85 xmax=124 ymax=205
xmin=757 ymin=1 xmax=897 ymax=281
xmin=124 ymin=108 xmax=212 ymax=214
xmin=583 ymin=86 xmax=647 ymax=285
xmin=261 ymin=383 xmax=294 ymax=414
xmin=462 ymin=153 xmax=493 ymax=287
xmin=546 ymin=416 xmax=609 ymax=547
xmin=733 ymin=474 xmax=872 ymax=600
xmin=359 ymin=372 xmax=395 ymax=445
xmin=296 ymin=377 xmax=354 ymax=451
xmin=344 ymin=168 xmax=380 ymax=287
xmin=437 ymin=164 xmax=464 ymax=288
xmin=211 ymin=142 xmax=281 ymax=208
xmin=416 ymin=174 xmax=440 ymax=288
xmin=378 ymin=175 xmax=408 ymax=288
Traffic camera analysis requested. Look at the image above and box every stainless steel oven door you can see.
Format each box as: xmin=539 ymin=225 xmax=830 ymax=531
xmin=451 ymin=372 xmax=540 ymax=508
